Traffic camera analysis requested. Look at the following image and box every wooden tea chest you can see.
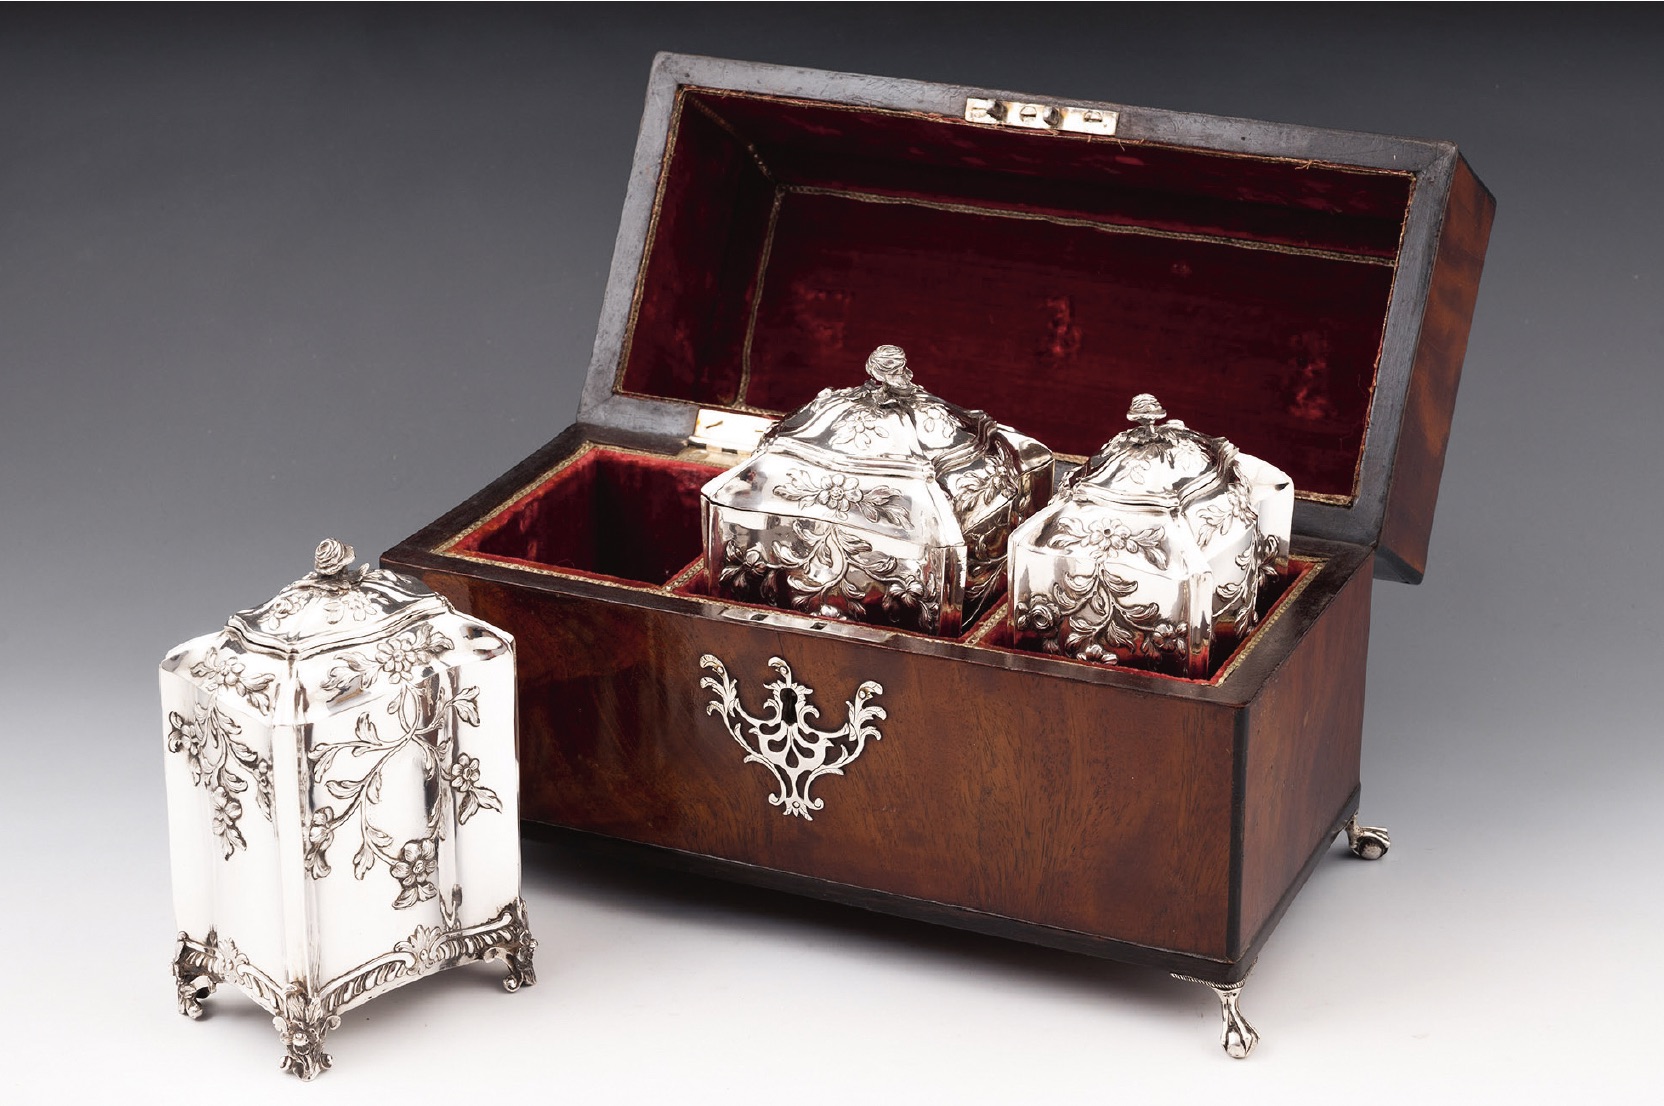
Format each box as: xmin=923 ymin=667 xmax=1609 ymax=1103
xmin=383 ymin=53 xmax=1493 ymax=1055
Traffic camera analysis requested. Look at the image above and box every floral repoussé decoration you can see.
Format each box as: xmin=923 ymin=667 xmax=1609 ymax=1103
xmin=774 ymin=469 xmax=909 ymax=527
xmin=1014 ymin=564 xmax=1187 ymax=665
xmin=167 ymin=703 xmax=274 ymax=859
xmin=165 ymin=646 xmax=280 ymax=860
xmin=306 ymin=625 xmax=504 ymax=909
xmin=189 ymin=647 xmax=278 ymax=714
xmin=1046 ymin=515 xmax=1169 ymax=570
xmin=1011 ymin=515 xmax=1189 ymax=663
xmin=1213 ymin=531 xmax=1282 ymax=632
xmin=1193 ymin=483 xmax=1260 ymax=550
xmin=828 ymin=405 xmax=889 ymax=450
xmin=719 ymin=520 xmax=939 ymax=628
xmin=950 ymin=463 xmax=1019 ymax=518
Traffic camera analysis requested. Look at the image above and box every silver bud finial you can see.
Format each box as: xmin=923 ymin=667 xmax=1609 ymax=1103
xmin=314 ymin=538 xmax=355 ymax=577
xmin=1127 ymin=393 xmax=1167 ymax=427
xmin=864 ymin=344 xmax=914 ymax=392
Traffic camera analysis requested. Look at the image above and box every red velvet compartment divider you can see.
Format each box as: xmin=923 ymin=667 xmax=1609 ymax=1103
xmin=618 ymin=89 xmax=1416 ymax=503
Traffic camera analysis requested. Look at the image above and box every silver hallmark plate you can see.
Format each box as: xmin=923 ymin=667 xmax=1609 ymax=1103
xmin=700 ymin=344 xmax=1053 ymax=637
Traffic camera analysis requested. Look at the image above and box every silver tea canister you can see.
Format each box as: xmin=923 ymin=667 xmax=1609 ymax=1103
xmin=160 ymin=539 xmax=536 ymax=1080
xmin=1008 ymin=394 xmax=1293 ymax=677
xmin=701 ymin=344 xmax=1053 ymax=636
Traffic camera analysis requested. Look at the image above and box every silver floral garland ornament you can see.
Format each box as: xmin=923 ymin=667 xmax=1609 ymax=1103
xmin=160 ymin=540 xmax=536 ymax=1079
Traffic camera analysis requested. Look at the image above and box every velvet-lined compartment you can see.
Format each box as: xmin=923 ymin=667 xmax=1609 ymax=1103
xmin=444 ymin=447 xmax=721 ymax=587
xmin=617 ymin=88 xmax=1415 ymax=503
xmin=442 ymin=442 xmax=1317 ymax=684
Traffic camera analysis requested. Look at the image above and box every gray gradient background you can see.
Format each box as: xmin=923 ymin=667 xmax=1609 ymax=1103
xmin=2 ymin=6 xmax=1656 ymax=1101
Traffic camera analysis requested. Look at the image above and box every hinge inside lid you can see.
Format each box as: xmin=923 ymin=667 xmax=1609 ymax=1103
xmin=964 ymin=97 xmax=1118 ymax=136
xmin=689 ymin=408 xmax=774 ymax=456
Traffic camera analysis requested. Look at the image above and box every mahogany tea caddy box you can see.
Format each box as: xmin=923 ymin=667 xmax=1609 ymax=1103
xmin=384 ymin=53 xmax=1493 ymax=1056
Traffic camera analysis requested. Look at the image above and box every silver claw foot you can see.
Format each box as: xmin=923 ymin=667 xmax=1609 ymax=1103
xmin=1173 ymin=974 xmax=1259 ymax=1059
xmin=173 ymin=931 xmax=221 ymax=1019
xmin=1345 ymin=814 xmax=1391 ymax=860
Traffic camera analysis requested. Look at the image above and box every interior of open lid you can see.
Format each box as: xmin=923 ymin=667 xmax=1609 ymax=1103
xmin=611 ymin=87 xmax=1415 ymax=507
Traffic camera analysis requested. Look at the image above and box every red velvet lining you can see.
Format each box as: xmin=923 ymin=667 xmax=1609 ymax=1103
xmin=618 ymin=89 xmax=1415 ymax=502
xmin=620 ymin=101 xmax=777 ymax=407
xmin=449 ymin=448 xmax=720 ymax=587
xmin=743 ymin=190 xmax=1389 ymax=490
xmin=701 ymin=92 xmax=1411 ymax=255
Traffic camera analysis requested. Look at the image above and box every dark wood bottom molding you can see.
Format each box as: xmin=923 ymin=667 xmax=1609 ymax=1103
xmin=522 ymin=784 xmax=1360 ymax=989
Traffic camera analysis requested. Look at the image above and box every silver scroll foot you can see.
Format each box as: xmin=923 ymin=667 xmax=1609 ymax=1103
xmin=502 ymin=935 xmax=538 ymax=992
xmin=483 ymin=896 xmax=538 ymax=992
xmin=274 ymin=983 xmax=340 ymax=1081
xmin=1172 ymin=974 xmax=1259 ymax=1059
xmin=172 ymin=931 xmax=220 ymax=1019
xmin=1345 ymin=814 xmax=1391 ymax=860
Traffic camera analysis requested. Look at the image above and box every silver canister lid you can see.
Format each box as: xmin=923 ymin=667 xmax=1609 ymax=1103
xmin=702 ymin=345 xmax=1053 ymax=635
xmin=226 ymin=539 xmax=449 ymax=660
xmin=1063 ymin=394 xmax=1238 ymax=507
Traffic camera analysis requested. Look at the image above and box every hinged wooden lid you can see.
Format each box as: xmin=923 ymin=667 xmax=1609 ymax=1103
xmin=578 ymin=53 xmax=1494 ymax=584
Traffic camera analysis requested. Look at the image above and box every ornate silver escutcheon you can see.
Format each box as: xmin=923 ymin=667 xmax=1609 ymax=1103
xmin=699 ymin=655 xmax=886 ymax=820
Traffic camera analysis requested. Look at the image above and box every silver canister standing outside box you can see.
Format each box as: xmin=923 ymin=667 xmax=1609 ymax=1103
xmin=701 ymin=344 xmax=1053 ymax=636
xmin=159 ymin=539 xmax=536 ymax=1080
xmin=1009 ymin=394 xmax=1293 ymax=677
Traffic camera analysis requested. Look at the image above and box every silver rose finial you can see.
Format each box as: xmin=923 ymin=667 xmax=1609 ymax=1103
xmin=314 ymin=539 xmax=355 ymax=577
xmin=864 ymin=345 xmax=914 ymax=393
xmin=1127 ymin=393 xmax=1167 ymax=427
